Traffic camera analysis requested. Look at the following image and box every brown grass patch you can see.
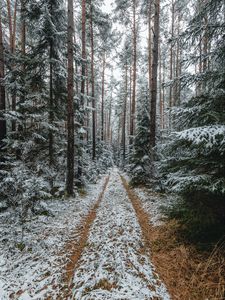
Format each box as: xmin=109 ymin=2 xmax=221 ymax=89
xmin=120 ymin=175 xmax=225 ymax=300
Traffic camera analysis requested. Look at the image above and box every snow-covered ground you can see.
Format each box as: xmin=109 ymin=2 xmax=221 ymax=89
xmin=134 ymin=188 xmax=173 ymax=227
xmin=0 ymin=174 xmax=107 ymax=299
xmin=72 ymin=169 xmax=170 ymax=299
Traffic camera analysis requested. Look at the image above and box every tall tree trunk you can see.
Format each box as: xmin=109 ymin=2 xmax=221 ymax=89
xmin=74 ymin=30 xmax=79 ymax=94
xmin=49 ymin=39 xmax=54 ymax=166
xmin=150 ymin=0 xmax=160 ymax=149
xmin=130 ymin=0 xmax=137 ymax=146
xmin=202 ymin=14 xmax=208 ymax=89
xmin=159 ymin=46 xmax=164 ymax=129
xmin=101 ymin=51 xmax=106 ymax=141
xmin=168 ymin=0 xmax=175 ymax=130
xmin=77 ymin=0 xmax=87 ymax=182
xmin=66 ymin=0 xmax=75 ymax=196
xmin=81 ymin=0 xmax=86 ymax=111
xmin=174 ymin=13 xmax=181 ymax=106
xmin=90 ymin=1 xmax=96 ymax=160
xmin=48 ymin=0 xmax=54 ymax=166
xmin=129 ymin=64 xmax=132 ymax=140
xmin=17 ymin=0 xmax=26 ymax=137
xmin=86 ymin=65 xmax=89 ymax=142
xmin=162 ymin=55 xmax=166 ymax=128
xmin=21 ymin=0 xmax=26 ymax=61
xmin=122 ymin=63 xmax=128 ymax=162
xmin=169 ymin=0 xmax=175 ymax=109
xmin=7 ymin=0 xmax=18 ymax=131
xmin=0 ymin=11 xmax=6 ymax=149
xmin=107 ymin=93 xmax=112 ymax=143
xmin=148 ymin=0 xmax=152 ymax=99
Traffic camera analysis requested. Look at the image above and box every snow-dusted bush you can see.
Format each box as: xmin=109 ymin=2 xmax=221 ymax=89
xmin=161 ymin=91 xmax=225 ymax=196
xmin=160 ymin=90 xmax=225 ymax=241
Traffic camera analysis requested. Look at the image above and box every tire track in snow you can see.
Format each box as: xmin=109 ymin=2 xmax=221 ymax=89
xmin=54 ymin=175 xmax=110 ymax=299
xmin=71 ymin=168 xmax=170 ymax=300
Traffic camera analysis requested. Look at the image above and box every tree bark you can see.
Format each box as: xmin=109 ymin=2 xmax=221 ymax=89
xmin=81 ymin=0 xmax=86 ymax=110
xmin=49 ymin=39 xmax=54 ymax=165
xmin=150 ymin=0 xmax=160 ymax=149
xmin=122 ymin=63 xmax=128 ymax=162
xmin=48 ymin=2 xmax=54 ymax=166
xmin=107 ymin=92 xmax=112 ymax=143
xmin=77 ymin=0 xmax=87 ymax=182
xmin=90 ymin=1 xmax=96 ymax=160
xmin=169 ymin=0 xmax=175 ymax=110
xmin=86 ymin=65 xmax=89 ymax=142
xmin=7 ymin=0 xmax=18 ymax=131
xmin=159 ymin=46 xmax=164 ymax=129
xmin=66 ymin=0 xmax=75 ymax=196
xmin=101 ymin=51 xmax=106 ymax=141
xmin=21 ymin=0 xmax=26 ymax=60
xmin=0 ymin=11 xmax=6 ymax=148
xmin=130 ymin=0 xmax=137 ymax=146
xmin=148 ymin=0 xmax=152 ymax=101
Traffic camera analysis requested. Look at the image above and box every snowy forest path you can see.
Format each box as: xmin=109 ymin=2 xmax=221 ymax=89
xmin=67 ymin=168 xmax=170 ymax=300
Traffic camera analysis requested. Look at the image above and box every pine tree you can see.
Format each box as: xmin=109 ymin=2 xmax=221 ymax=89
xmin=129 ymin=78 xmax=151 ymax=185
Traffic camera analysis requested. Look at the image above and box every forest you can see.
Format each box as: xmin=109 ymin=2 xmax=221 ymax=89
xmin=0 ymin=0 xmax=224 ymax=299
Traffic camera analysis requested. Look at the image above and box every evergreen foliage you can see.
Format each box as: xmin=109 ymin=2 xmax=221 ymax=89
xmin=129 ymin=79 xmax=151 ymax=186
xmin=160 ymin=0 xmax=225 ymax=241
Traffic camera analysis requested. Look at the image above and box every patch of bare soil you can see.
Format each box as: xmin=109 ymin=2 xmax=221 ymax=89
xmin=120 ymin=175 xmax=225 ymax=300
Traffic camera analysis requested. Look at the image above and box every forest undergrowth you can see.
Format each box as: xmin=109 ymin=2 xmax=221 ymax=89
xmin=128 ymin=180 xmax=225 ymax=300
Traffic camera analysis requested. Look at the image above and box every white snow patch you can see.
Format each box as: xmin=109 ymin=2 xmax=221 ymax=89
xmin=134 ymin=188 xmax=173 ymax=227
xmin=0 ymin=174 xmax=108 ymax=299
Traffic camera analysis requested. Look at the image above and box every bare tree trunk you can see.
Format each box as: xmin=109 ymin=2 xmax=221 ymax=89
xmin=159 ymin=46 xmax=164 ymax=129
xmin=0 ymin=11 xmax=6 ymax=149
xmin=81 ymin=0 xmax=86 ymax=111
xmin=74 ymin=30 xmax=79 ymax=94
xmin=107 ymin=93 xmax=112 ymax=143
xmin=202 ymin=15 xmax=208 ymax=76
xmin=7 ymin=0 xmax=18 ymax=131
xmin=122 ymin=63 xmax=128 ymax=162
xmin=77 ymin=0 xmax=87 ymax=181
xmin=86 ymin=65 xmax=89 ymax=142
xmin=49 ymin=39 xmax=54 ymax=165
xmin=148 ymin=0 xmax=152 ymax=100
xmin=174 ymin=13 xmax=181 ymax=106
xmin=48 ymin=2 xmax=54 ymax=166
xmin=12 ymin=0 xmax=17 ymax=51
xmin=130 ymin=0 xmax=137 ymax=146
xmin=20 ymin=0 xmax=26 ymax=67
xmin=169 ymin=0 xmax=174 ymax=108
xmin=162 ymin=55 xmax=166 ymax=128
xmin=90 ymin=0 xmax=96 ymax=160
xmin=101 ymin=51 xmax=106 ymax=141
xmin=129 ymin=64 xmax=132 ymax=140
xmin=150 ymin=0 xmax=160 ymax=149
xmin=66 ymin=0 xmax=75 ymax=196
xmin=168 ymin=0 xmax=174 ymax=130
xmin=7 ymin=0 xmax=13 ymax=52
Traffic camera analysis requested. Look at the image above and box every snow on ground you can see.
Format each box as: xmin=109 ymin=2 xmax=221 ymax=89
xmin=72 ymin=168 xmax=170 ymax=300
xmin=0 ymin=174 xmax=108 ymax=300
xmin=134 ymin=188 xmax=173 ymax=226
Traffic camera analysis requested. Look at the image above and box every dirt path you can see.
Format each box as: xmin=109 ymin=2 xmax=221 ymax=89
xmin=59 ymin=176 xmax=110 ymax=298
xmin=68 ymin=168 xmax=170 ymax=300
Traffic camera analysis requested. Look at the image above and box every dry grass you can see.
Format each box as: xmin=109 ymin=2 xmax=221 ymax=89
xmin=121 ymin=175 xmax=225 ymax=300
